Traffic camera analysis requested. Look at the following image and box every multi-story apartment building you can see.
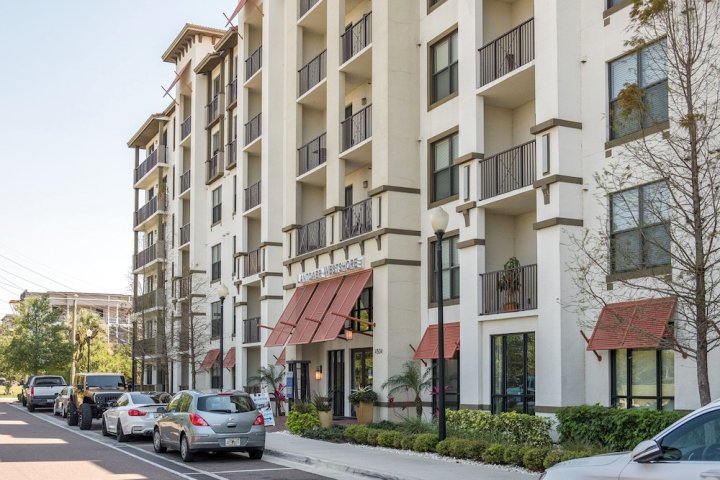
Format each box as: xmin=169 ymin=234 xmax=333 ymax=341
xmin=128 ymin=0 xmax=719 ymax=416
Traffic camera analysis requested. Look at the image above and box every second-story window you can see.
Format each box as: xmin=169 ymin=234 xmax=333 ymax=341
xmin=431 ymin=131 xmax=459 ymax=202
xmin=610 ymin=181 xmax=670 ymax=273
xmin=212 ymin=186 xmax=222 ymax=224
xmin=609 ymin=40 xmax=668 ymax=140
xmin=211 ymin=243 xmax=221 ymax=281
xmin=211 ymin=301 xmax=221 ymax=338
xmin=430 ymin=235 xmax=459 ymax=302
xmin=431 ymin=31 xmax=458 ymax=105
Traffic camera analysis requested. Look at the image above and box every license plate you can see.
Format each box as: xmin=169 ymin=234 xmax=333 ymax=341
xmin=225 ymin=437 xmax=246 ymax=447
xmin=46 ymin=399 xmax=54 ymax=403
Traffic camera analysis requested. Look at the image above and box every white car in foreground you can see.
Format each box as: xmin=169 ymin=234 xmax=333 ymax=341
xmin=101 ymin=392 xmax=167 ymax=442
xmin=542 ymin=400 xmax=720 ymax=480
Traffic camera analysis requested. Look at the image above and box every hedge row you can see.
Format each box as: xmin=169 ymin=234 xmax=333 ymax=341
xmin=446 ymin=410 xmax=553 ymax=448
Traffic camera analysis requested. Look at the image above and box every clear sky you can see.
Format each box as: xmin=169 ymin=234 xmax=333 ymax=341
xmin=0 ymin=0 xmax=237 ymax=314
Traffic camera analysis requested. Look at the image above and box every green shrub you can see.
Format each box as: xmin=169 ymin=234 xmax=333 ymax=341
xmin=368 ymin=420 xmax=400 ymax=431
xmin=301 ymin=425 xmax=346 ymax=442
xmin=542 ymin=450 xmax=565 ymax=469
xmin=413 ymin=433 xmax=439 ymax=452
xmin=446 ymin=410 xmax=552 ymax=447
xmin=365 ymin=428 xmax=381 ymax=446
xmin=482 ymin=444 xmax=508 ymax=464
xmin=290 ymin=401 xmax=316 ymax=414
xmin=286 ymin=405 xmax=320 ymax=435
xmin=463 ymin=439 xmax=489 ymax=461
xmin=400 ymin=434 xmax=418 ymax=450
xmin=522 ymin=447 xmax=550 ymax=472
xmin=377 ymin=430 xmax=404 ymax=448
xmin=344 ymin=425 xmax=370 ymax=444
xmin=503 ymin=445 xmax=527 ymax=465
xmin=399 ymin=416 xmax=436 ymax=434
xmin=436 ymin=438 xmax=460 ymax=457
xmin=562 ymin=450 xmax=593 ymax=462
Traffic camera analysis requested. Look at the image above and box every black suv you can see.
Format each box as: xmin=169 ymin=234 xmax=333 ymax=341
xmin=68 ymin=373 xmax=127 ymax=430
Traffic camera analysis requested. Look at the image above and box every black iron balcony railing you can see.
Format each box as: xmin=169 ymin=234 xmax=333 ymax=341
xmin=179 ymin=223 xmax=190 ymax=246
xmin=207 ymin=94 xmax=222 ymax=124
xmin=245 ymin=181 xmax=261 ymax=211
xmin=135 ymin=147 xmax=166 ymax=183
xmin=227 ymin=78 xmax=238 ymax=106
xmin=478 ymin=18 xmax=534 ymax=87
xmin=243 ymin=317 xmax=261 ymax=344
xmin=244 ymin=247 xmax=264 ymax=277
xmin=342 ymin=12 xmax=372 ymax=63
xmin=297 ymin=217 xmax=326 ymax=255
xmin=479 ymin=140 xmax=536 ymax=200
xmin=342 ymin=104 xmax=372 ymax=151
xmin=178 ymin=275 xmax=193 ymax=298
xmin=226 ymin=139 xmax=237 ymax=168
xmin=342 ymin=198 xmax=372 ymax=240
xmin=299 ymin=0 xmax=319 ymax=18
xmin=134 ymin=194 xmax=165 ymax=227
xmin=479 ymin=264 xmax=537 ymax=315
xmin=299 ymin=49 xmax=327 ymax=96
xmin=134 ymin=289 xmax=164 ymax=312
xmin=245 ymin=113 xmax=262 ymax=144
xmin=206 ymin=151 xmax=224 ymax=183
xmin=298 ymin=133 xmax=327 ymax=175
xmin=135 ymin=241 xmax=165 ymax=269
xmin=180 ymin=170 xmax=191 ymax=194
xmin=181 ymin=115 xmax=191 ymax=140
xmin=245 ymin=45 xmax=262 ymax=80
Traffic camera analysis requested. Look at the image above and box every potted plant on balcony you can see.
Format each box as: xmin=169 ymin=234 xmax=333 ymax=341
xmin=348 ymin=386 xmax=377 ymax=425
xmin=498 ymin=256 xmax=521 ymax=312
xmin=312 ymin=392 xmax=333 ymax=428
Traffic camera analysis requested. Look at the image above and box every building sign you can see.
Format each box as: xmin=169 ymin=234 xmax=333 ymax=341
xmin=297 ymin=257 xmax=364 ymax=284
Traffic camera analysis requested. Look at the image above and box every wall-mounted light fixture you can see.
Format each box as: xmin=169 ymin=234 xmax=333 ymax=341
xmin=315 ymin=365 xmax=323 ymax=380
xmin=345 ymin=329 xmax=354 ymax=341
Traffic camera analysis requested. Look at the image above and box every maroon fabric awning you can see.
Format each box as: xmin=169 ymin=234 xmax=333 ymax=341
xmin=199 ymin=349 xmax=220 ymax=371
xmin=313 ymin=270 xmax=373 ymax=342
xmin=223 ymin=347 xmax=236 ymax=369
xmin=414 ymin=323 xmax=460 ymax=359
xmin=288 ymin=276 xmax=344 ymax=345
xmin=265 ymin=284 xmax=317 ymax=347
xmin=275 ymin=348 xmax=286 ymax=366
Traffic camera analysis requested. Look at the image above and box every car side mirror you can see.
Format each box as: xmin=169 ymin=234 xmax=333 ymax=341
xmin=157 ymin=406 xmax=166 ymax=414
xmin=632 ymin=439 xmax=663 ymax=463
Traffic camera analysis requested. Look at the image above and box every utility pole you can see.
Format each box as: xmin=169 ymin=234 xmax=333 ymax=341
xmin=70 ymin=294 xmax=79 ymax=382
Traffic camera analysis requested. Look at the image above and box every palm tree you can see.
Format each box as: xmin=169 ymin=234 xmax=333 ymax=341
xmin=381 ymin=361 xmax=433 ymax=419
xmin=249 ymin=365 xmax=286 ymax=416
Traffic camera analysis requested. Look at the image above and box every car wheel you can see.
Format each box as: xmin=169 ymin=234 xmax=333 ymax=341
xmin=21 ymin=396 xmax=26 ymax=406
xmin=79 ymin=403 xmax=93 ymax=430
xmin=180 ymin=434 xmax=194 ymax=462
xmin=248 ymin=448 xmax=264 ymax=460
xmin=67 ymin=404 xmax=79 ymax=426
xmin=27 ymin=402 xmax=35 ymax=413
xmin=116 ymin=420 xmax=128 ymax=442
xmin=101 ymin=417 xmax=110 ymax=436
xmin=153 ymin=429 xmax=167 ymax=453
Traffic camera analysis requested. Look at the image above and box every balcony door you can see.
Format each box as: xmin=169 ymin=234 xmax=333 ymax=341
xmin=350 ymin=348 xmax=373 ymax=416
xmin=328 ymin=350 xmax=345 ymax=417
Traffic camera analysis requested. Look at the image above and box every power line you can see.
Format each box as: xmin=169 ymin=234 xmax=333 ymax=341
xmin=0 ymin=253 xmax=78 ymax=291
xmin=0 ymin=266 xmax=54 ymax=291
xmin=0 ymin=242 xmax=90 ymax=289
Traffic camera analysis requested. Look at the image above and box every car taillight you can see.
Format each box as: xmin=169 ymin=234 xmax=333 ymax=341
xmin=189 ymin=413 xmax=209 ymax=426
xmin=31 ymin=387 xmax=34 ymax=396
xmin=128 ymin=409 xmax=147 ymax=417
xmin=253 ymin=413 xmax=264 ymax=426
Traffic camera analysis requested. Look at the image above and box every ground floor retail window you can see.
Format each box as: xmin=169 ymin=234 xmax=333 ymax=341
xmin=211 ymin=362 xmax=221 ymax=389
xmin=491 ymin=332 xmax=535 ymax=414
xmin=611 ymin=348 xmax=674 ymax=410
xmin=432 ymin=356 xmax=460 ymax=413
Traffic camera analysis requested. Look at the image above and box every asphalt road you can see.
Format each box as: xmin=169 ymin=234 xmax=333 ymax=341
xmin=0 ymin=401 xmax=339 ymax=480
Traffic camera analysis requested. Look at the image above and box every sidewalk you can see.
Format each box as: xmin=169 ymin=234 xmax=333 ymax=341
xmin=265 ymin=431 xmax=540 ymax=480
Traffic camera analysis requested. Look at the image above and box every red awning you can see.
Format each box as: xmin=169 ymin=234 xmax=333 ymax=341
xmin=223 ymin=347 xmax=236 ymax=369
xmin=313 ymin=270 xmax=373 ymax=342
xmin=199 ymin=349 xmax=220 ymax=371
xmin=586 ymin=297 xmax=677 ymax=351
xmin=275 ymin=348 xmax=286 ymax=366
xmin=414 ymin=323 xmax=460 ymax=359
xmin=288 ymin=276 xmax=344 ymax=345
xmin=265 ymin=284 xmax=317 ymax=347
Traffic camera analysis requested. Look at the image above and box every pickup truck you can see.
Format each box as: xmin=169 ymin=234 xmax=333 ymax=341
xmin=24 ymin=375 xmax=67 ymax=412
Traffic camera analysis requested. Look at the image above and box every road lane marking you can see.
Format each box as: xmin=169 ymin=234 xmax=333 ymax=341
xmin=186 ymin=467 xmax=293 ymax=475
xmin=0 ymin=420 xmax=27 ymax=424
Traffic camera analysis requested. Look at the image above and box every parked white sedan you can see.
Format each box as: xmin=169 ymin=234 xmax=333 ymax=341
xmin=101 ymin=392 xmax=167 ymax=442
xmin=542 ymin=399 xmax=720 ymax=480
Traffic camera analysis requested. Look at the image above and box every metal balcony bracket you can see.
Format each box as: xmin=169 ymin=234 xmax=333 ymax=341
xmin=408 ymin=344 xmax=428 ymax=367
xmin=579 ymin=331 xmax=602 ymax=362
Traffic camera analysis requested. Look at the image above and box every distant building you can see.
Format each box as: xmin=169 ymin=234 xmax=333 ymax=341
xmin=0 ymin=314 xmax=15 ymax=336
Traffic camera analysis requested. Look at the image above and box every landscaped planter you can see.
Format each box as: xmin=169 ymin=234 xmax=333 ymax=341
xmin=318 ymin=410 xmax=333 ymax=428
xmin=356 ymin=401 xmax=374 ymax=424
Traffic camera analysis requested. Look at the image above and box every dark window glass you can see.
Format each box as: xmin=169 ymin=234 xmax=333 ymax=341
xmin=86 ymin=375 xmax=126 ymax=389
xmin=130 ymin=393 xmax=161 ymax=404
xmin=659 ymin=409 xmax=720 ymax=460
xmin=211 ymin=301 xmax=221 ymax=338
xmin=211 ymin=244 xmax=221 ymax=281
xmin=349 ymin=288 xmax=373 ymax=333
xmin=210 ymin=363 xmax=221 ymax=389
xmin=212 ymin=187 xmax=222 ymax=224
xmin=491 ymin=333 xmax=535 ymax=414
xmin=612 ymin=348 xmax=674 ymax=410
xmin=431 ymin=236 xmax=459 ymax=302
xmin=197 ymin=394 xmax=256 ymax=413
xmin=432 ymin=132 xmax=459 ymax=201
xmin=431 ymin=356 xmax=459 ymax=412
xmin=431 ymin=31 xmax=458 ymax=103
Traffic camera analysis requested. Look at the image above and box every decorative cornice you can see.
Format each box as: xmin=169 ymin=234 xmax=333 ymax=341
xmin=533 ymin=175 xmax=583 ymax=189
xmin=457 ymin=238 xmax=485 ymax=249
xmin=533 ymin=217 xmax=584 ymax=230
xmin=370 ymin=259 xmax=421 ymax=268
xmin=323 ymin=206 xmax=345 ymax=216
xmin=368 ymin=185 xmax=421 ymax=197
xmin=259 ymin=241 xmax=283 ymax=248
xmin=455 ymin=201 xmax=477 ymax=213
xmin=282 ymin=224 xmax=301 ymax=233
xmin=283 ymin=283 xmax=296 ymax=291
xmin=259 ymin=295 xmax=284 ymax=301
xmin=530 ymin=118 xmax=583 ymax=135
xmin=453 ymin=152 xmax=483 ymax=167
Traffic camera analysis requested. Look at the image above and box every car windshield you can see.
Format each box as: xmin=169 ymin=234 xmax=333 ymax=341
xmin=35 ymin=377 xmax=65 ymax=386
xmin=86 ymin=375 xmax=125 ymax=389
xmin=130 ymin=393 xmax=162 ymax=404
xmin=197 ymin=394 xmax=256 ymax=413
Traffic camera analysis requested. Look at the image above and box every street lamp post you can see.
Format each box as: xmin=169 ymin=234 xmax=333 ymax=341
xmin=430 ymin=207 xmax=449 ymax=441
xmin=86 ymin=328 xmax=94 ymax=372
xmin=217 ymin=284 xmax=229 ymax=391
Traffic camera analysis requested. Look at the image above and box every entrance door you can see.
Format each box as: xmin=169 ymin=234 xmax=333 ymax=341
xmin=328 ymin=350 xmax=345 ymax=417
xmin=350 ymin=348 xmax=373 ymax=416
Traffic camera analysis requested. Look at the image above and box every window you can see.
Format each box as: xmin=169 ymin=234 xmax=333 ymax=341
xmin=212 ymin=186 xmax=222 ymax=224
xmin=145 ymin=365 xmax=153 ymax=386
xmin=659 ymin=409 xmax=720 ymax=461
xmin=431 ymin=132 xmax=459 ymax=202
xmin=431 ymin=236 xmax=459 ymax=302
xmin=612 ymin=348 xmax=674 ymax=410
xmin=491 ymin=333 xmax=535 ymax=414
xmin=212 ymin=75 xmax=221 ymax=97
xmin=211 ymin=362 xmax=221 ymax=389
xmin=211 ymin=301 xmax=221 ymax=338
xmin=431 ymin=31 xmax=458 ymax=104
xmin=610 ymin=181 xmax=670 ymax=273
xmin=232 ymin=298 xmax=237 ymax=337
xmin=609 ymin=40 xmax=668 ymax=139
xmin=233 ymin=175 xmax=237 ymax=214
xmin=349 ymin=287 xmax=373 ymax=333
xmin=432 ymin=356 xmax=460 ymax=413
xmin=211 ymin=243 xmax=221 ymax=281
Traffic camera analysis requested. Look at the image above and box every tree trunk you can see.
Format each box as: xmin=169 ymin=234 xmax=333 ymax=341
xmin=415 ymin=395 xmax=423 ymax=419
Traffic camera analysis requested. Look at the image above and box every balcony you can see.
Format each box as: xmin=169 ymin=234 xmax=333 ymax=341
xmin=206 ymin=151 xmax=224 ymax=184
xmin=342 ymin=198 xmax=372 ymax=240
xmin=341 ymin=104 xmax=372 ymax=153
xmin=226 ymin=139 xmax=237 ymax=169
xmin=299 ymin=0 xmax=320 ymax=18
xmin=134 ymin=241 xmax=165 ymax=270
xmin=179 ymin=223 xmax=190 ymax=247
xmin=134 ymin=146 xmax=167 ymax=187
xmin=227 ymin=78 xmax=238 ymax=107
xmin=245 ymin=113 xmax=262 ymax=146
xmin=243 ymin=317 xmax=261 ymax=344
xmin=298 ymin=49 xmax=327 ymax=101
xmin=479 ymin=141 xmax=536 ymax=200
xmin=297 ymin=217 xmax=326 ymax=255
xmin=181 ymin=115 xmax=191 ymax=141
xmin=478 ymin=18 xmax=534 ymax=88
xmin=244 ymin=181 xmax=261 ymax=212
xmin=298 ymin=133 xmax=326 ymax=176
xmin=134 ymin=289 xmax=165 ymax=312
xmin=245 ymin=45 xmax=262 ymax=81
xmin=244 ymin=247 xmax=264 ymax=277
xmin=342 ymin=12 xmax=372 ymax=64
xmin=479 ymin=264 xmax=537 ymax=315
xmin=179 ymin=170 xmax=191 ymax=195
xmin=207 ymin=94 xmax=223 ymax=126
xmin=134 ymin=194 xmax=165 ymax=229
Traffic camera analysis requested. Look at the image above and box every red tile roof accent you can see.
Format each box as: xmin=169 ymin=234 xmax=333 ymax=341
xmin=222 ymin=347 xmax=236 ymax=368
xmin=199 ymin=349 xmax=220 ymax=371
xmin=413 ymin=323 xmax=460 ymax=359
xmin=265 ymin=284 xmax=317 ymax=347
xmin=314 ymin=270 xmax=373 ymax=343
xmin=288 ymin=276 xmax=344 ymax=345
xmin=275 ymin=348 xmax=286 ymax=366
xmin=586 ymin=297 xmax=677 ymax=351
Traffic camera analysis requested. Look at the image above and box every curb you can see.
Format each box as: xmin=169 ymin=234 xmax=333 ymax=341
xmin=264 ymin=448 xmax=410 ymax=480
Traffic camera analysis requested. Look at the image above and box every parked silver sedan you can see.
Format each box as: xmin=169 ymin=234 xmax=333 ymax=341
xmin=102 ymin=392 xmax=167 ymax=441
xmin=153 ymin=390 xmax=265 ymax=462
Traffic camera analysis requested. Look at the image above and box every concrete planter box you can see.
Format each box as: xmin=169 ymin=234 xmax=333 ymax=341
xmin=356 ymin=402 xmax=374 ymax=424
